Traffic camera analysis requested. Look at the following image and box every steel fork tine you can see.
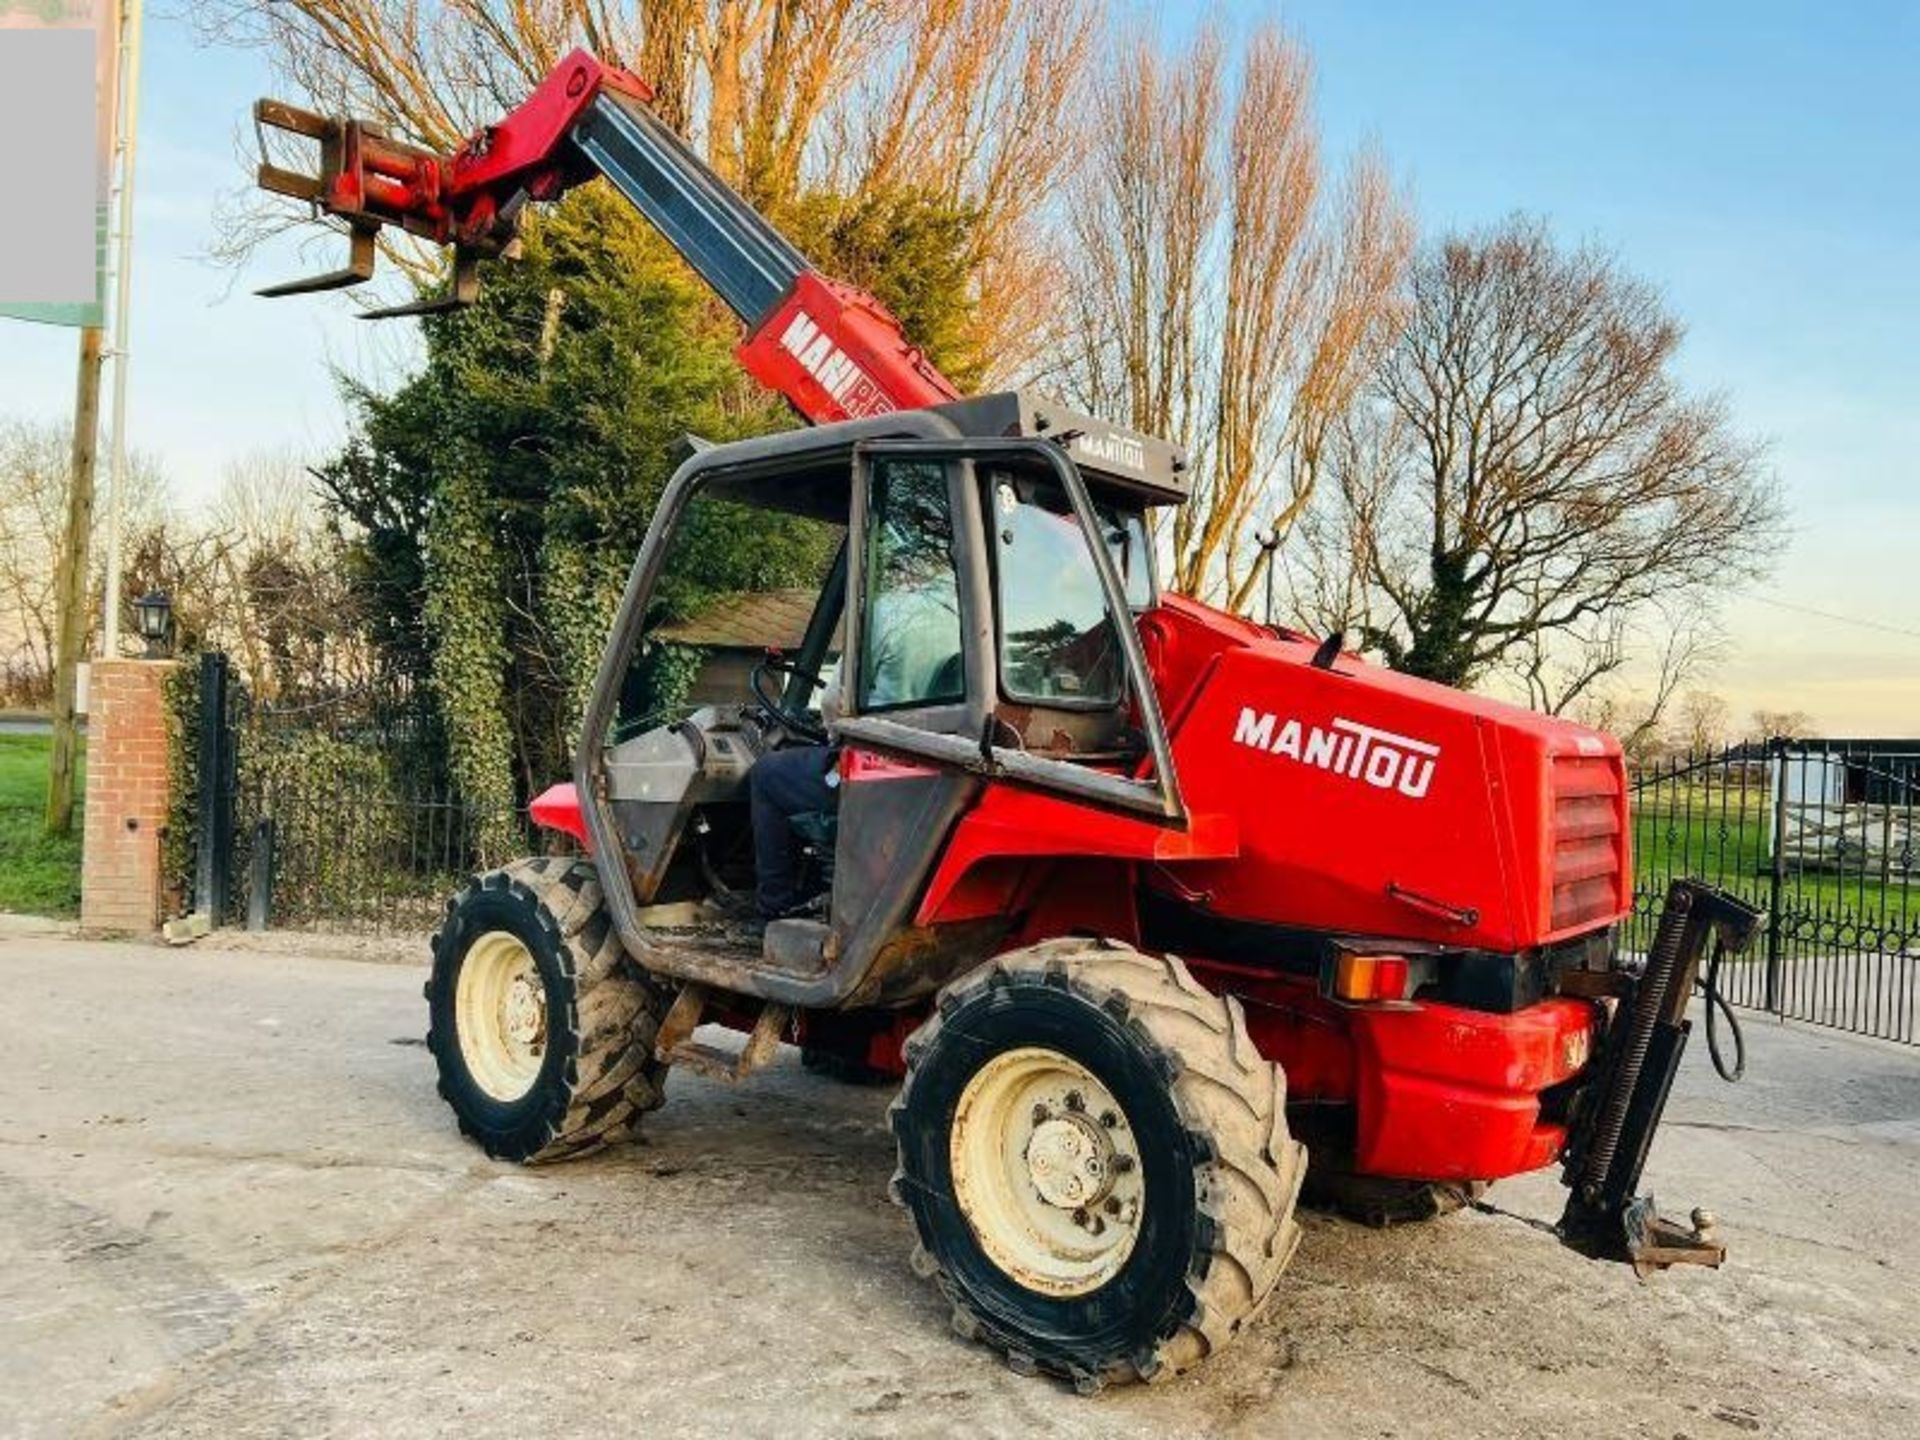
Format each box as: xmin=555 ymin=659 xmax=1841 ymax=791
xmin=255 ymin=225 xmax=378 ymax=298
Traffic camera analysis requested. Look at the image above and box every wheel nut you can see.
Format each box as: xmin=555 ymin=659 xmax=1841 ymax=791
xmin=1065 ymin=1090 xmax=1085 ymax=1112
xmin=1104 ymin=1196 xmax=1121 ymax=1215
xmin=1032 ymin=1103 xmax=1050 ymax=1125
xmin=1112 ymin=1154 xmax=1135 ymax=1174
xmin=1100 ymin=1110 xmax=1119 ymax=1128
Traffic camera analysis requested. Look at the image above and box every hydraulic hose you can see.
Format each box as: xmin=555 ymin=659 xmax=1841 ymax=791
xmin=1698 ymin=939 xmax=1746 ymax=1083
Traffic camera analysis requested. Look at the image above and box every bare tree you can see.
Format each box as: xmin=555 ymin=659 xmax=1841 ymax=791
xmin=1567 ymin=691 xmax=1670 ymax=765
xmin=206 ymin=450 xmax=327 ymax=559
xmin=1677 ymin=689 xmax=1731 ymax=754
xmin=1054 ymin=18 xmax=1412 ymax=608
xmin=1524 ymin=616 xmax=1715 ymax=763
xmin=117 ymin=520 xmax=240 ymax=663
xmin=0 ymin=419 xmax=166 ymax=697
xmin=200 ymin=453 xmax=365 ymax=701
xmin=836 ymin=0 xmax=1097 ymax=382
xmin=1508 ymin=599 xmax=1722 ymax=741
xmin=1307 ymin=217 xmax=1781 ymax=705
xmin=196 ymin=0 xmax=1095 ymax=380
xmin=52 ymin=450 xmax=373 ymax=703
xmin=1751 ymin=708 xmax=1816 ymax=741
xmin=0 ymin=421 xmax=374 ymax=708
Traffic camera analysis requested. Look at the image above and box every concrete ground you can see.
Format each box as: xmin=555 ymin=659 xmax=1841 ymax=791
xmin=1 ymin=934 xmax=1916 ymax=1439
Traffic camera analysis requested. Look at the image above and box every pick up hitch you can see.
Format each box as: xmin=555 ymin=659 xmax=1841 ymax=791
xmin=1557 ymin=880 xmax=1764 ymax=1275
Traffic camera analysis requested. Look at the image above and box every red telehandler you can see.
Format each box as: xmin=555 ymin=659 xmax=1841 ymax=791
xmin=254 ymin=51 xmax=1760 ymax=1388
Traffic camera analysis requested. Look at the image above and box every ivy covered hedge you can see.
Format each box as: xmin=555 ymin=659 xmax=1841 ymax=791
xmin=315 ymin=180 xmax=984 ymax=839
xmin=160 ymin=658 xmax=203 ymax=919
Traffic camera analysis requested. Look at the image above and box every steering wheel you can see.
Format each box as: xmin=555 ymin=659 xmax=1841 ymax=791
xmin=749 ymin=652 xmax=830 ymax=744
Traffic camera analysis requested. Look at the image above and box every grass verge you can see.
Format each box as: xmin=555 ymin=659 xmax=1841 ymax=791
xmin=0 ymin=734 xmax=81 ymax=917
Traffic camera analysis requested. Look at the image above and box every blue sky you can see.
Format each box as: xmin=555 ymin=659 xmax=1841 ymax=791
xmin=0 ymin=14 xmax=411 ymax=485
xmin=1242 ymin=1 xmax=1920 ymax=733
xmin=1 ymin=2 xmax=1915 ymax=732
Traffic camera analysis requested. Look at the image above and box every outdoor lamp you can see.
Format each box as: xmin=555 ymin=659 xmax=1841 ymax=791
xmin=134 ymin=590 xmax=174 ymax=659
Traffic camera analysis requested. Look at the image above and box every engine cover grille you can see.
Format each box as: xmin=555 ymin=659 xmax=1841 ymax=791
xmin=1550 ymin=755 xmax=1627 ymax=931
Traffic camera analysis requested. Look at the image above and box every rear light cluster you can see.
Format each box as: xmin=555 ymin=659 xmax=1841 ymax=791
xmin=1549 ymin=755 xmax=1626 ymax=932
xmin=1332 ymin=952 xmax=1410 ymax=1003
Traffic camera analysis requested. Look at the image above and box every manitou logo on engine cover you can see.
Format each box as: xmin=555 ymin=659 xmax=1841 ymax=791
xmin=1233 ymin=707 xmax=1438 ymax=799
xmin=777 ymin=310 xmax=895 ymax=418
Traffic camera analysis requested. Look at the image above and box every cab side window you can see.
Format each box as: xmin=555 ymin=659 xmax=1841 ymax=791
xmin=858 ymin=459 xmax=966 ymax=711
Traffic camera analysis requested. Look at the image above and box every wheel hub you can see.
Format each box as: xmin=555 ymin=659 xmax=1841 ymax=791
xmin=501 ymin=973 xmax=546 ymax=1049
xmin=1024 ymin=1114 xmax=1114 ymax=1210
xmin=454 ymin=931 xmax=548 ymax=1102
xmin=949 ymin=1046 xmax=1145 ymax=1297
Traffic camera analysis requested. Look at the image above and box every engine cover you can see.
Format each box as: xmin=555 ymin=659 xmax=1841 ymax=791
xmin=1157 ymin=620 xmax=1631 ymax=954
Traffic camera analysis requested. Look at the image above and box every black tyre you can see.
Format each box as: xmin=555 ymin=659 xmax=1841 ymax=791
xmin=426 ymin=857 xmax=669 ymax=1163
xmin=890 ymin=939 xmax=1306 ymax=1390
xmin=1302 ymin=1166 xmax=1488 ymax=1227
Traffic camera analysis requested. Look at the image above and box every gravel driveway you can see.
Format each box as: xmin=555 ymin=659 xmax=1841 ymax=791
xmin=1 ymin=933 xmax=1915 ymax=1438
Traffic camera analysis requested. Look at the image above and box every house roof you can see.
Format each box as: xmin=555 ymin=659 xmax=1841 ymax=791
xmin=654 ymin=588 xmax=817 ymax=651
xmin=1726 ymin=738 xmax=1920 ymax=760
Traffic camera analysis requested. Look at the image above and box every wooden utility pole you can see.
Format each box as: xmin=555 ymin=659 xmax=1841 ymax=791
xmin=47 ymin=326 xmax=104 ymax=836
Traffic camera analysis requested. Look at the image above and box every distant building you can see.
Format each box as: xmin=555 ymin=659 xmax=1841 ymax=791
xmin=654 ymin=588 xmax=819 ymax=708
xmin=1767 ymin=739 xmax=1920 ymax=875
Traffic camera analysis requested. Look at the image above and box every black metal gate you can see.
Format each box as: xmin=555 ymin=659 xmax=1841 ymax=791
xmin=183 ymin=653 xmax=532 ymax=932
xmin=1629 ymin=740 xmax=1920 ymax=1046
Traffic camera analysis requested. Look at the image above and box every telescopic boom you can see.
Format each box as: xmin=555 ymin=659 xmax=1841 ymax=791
xmin=255 ymin=49 xmax=960 ymax=424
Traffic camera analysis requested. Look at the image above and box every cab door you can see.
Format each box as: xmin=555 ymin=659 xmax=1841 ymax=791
xmin=836 ymin=438 xmax=1185 ymax=827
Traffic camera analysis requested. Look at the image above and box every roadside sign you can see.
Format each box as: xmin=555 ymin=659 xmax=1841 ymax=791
xmin=0 ymin=0 xmax=120 ymax=327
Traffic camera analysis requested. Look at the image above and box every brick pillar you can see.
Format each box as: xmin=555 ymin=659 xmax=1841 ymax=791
xmin=81 ymin=659 xmax=177 ymax=933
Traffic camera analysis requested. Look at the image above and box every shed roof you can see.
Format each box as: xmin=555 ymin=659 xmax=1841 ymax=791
xmin=654 ymin=587 xmax=816 ymax=651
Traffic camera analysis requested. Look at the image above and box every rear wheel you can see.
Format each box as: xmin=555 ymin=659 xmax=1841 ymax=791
xmin=890 ymin=939 xmax=1305 ymax=1390
xmin=426 ymin=857 xmax=669 ymax=1163
xmin=800 ymin=1046 xmax=896 ymax=1086
xmin=1303 ymin=1166 xmax=1488 ymax=1226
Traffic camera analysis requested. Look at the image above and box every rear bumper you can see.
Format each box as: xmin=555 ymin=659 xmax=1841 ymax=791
xmin=1347 ymin=996 xmax=1598 ymax=1181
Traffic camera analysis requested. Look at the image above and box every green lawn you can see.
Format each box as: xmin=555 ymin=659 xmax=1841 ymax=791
xmin=1631 ymin=784 xmax=1918 ymax=924
xmin=0 ymin=734 xmax=82 ymax=917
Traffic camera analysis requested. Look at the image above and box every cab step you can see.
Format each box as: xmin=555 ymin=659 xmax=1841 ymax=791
xmin=652 ymin=982 xmax=791 ymax=1083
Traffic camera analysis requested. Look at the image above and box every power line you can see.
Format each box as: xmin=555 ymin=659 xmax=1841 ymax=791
xmin=1745 ymin=594 xmax=1920 ymax=642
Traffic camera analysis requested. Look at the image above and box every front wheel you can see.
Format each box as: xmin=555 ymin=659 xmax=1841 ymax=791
xmin=889 ymin=940 xmax=1306 ymax=1390
xmin=426 ymin=857 xmax=669 ymax=1163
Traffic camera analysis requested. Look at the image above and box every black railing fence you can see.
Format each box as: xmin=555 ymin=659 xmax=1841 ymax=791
xmin=181 ymin=653 xmax=545 ymax=934
xmin=1628 ymin=739 xmax=1919 ymax=1046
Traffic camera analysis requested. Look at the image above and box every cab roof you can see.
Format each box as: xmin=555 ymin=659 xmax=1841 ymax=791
xmin=932 ymin=391 xmax=1190 ymax=506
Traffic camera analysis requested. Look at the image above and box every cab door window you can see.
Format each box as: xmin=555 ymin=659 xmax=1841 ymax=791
xmin=857 ymin=458 xmax=966 ymax=711
xmin=836 ymin=438 xmax=1185 ymax=828
xmin=988 ymin=471 xmax=1122 ymax=706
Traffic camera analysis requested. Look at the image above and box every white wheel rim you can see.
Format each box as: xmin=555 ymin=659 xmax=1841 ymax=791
xmin=455 ymin=931 xmax=548 ymax=1102
xmin=949 ymin=1046 xmax=1145 ymax=1297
